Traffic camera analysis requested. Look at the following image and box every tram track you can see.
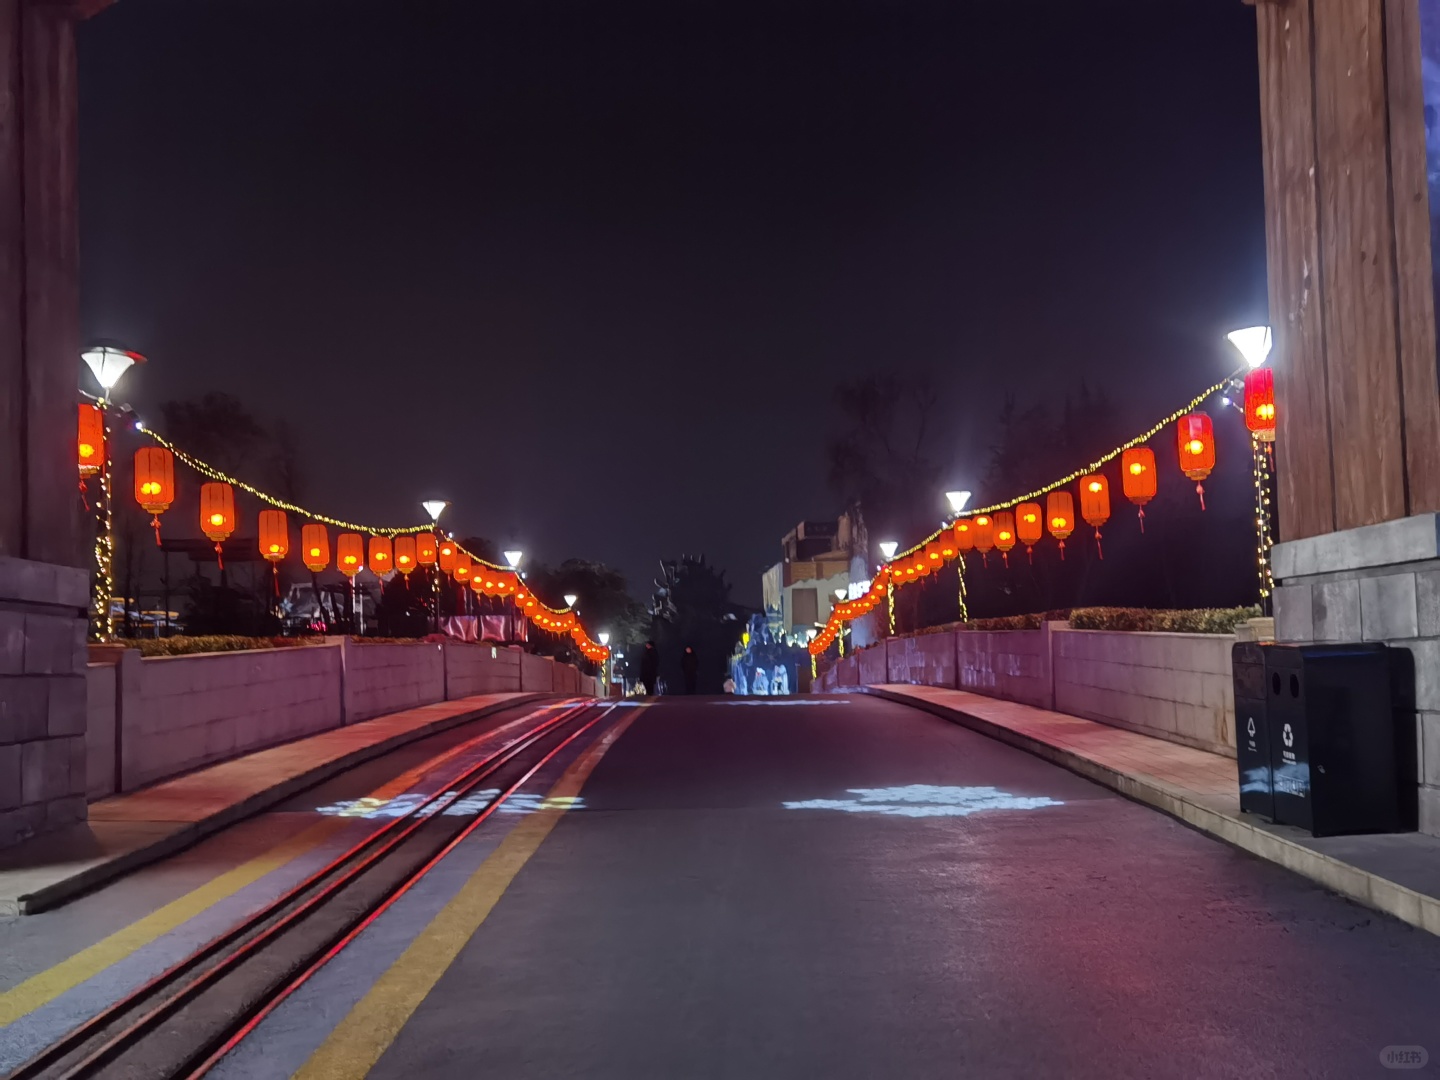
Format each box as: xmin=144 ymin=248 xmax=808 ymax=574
xmin=6 ymin=699 xmax=617 ymax=1080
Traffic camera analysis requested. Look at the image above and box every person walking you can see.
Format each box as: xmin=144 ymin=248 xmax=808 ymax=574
xmin=639 ymin=640 xmax=660 ymax=696
xmin=681 ymin=645 xmax=699 ymax=694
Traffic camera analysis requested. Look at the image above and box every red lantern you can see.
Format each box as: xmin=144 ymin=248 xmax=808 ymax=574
xmin=953 ymin=519 xmax=974 ymax=557
xmin=258 ymin=510 xmax=289 ymax=593
xmin=1121 ymin=448 xmax=1157 ymax=530
xmin=1047 ymin=491 xmax=1075 ymax=559
xmin=302 ymin=523 xmax=330 ymax=574
xmin=438 ymin=541 xmax=457 ymax=574
xmin=394 ymin=535 xmax=418 ymax=576
xmin=1016 ymin=502 xmax=1043 ymax=560
xmin=925 ymin=540 xmax=945 ymax=567
xmin=993 ymin=511 xmax=1017 ymax=568
xmin=199 ymin=482 xmax=236 ymax=568
xmin=416 ymin=533 xmax=438 ymax=567
xmin=454 ymin=551 xmax=473 ymax=584
xmin=1176 ymin=413 xmax=1216 ymax=509
xmin=337 ymin=533 xmax=365 ymax=579
xmin=1079 ymin=474 xmax=1110 ymax=557
xmin=78 ymin=403 xmax=103 ymax=479
xmin=1244 ymin=367 xmax=1276 ymax=443
xmin=369 ymin=536 xmax=393 ymax=580
xmin=133 ymin=447 xmax=175 ymax=544
xmin=972 ymin=514 xmax=995 ymax=566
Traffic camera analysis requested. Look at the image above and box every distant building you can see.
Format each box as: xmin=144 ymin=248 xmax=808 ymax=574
xmin=763 ymin=512 xmax=872 ymax=647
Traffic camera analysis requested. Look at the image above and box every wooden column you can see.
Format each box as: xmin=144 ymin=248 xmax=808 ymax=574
xmin=0 ymin=0 xmax=109 ymax=568
xmin=1250 ymin=0 xmax=1440 ymax=541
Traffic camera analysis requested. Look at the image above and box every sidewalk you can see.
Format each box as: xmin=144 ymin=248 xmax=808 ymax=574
xmin=863 ymin=683 xmax=1440 ymax=939
xmin=0 ymin=692 xmax=546 ymax=916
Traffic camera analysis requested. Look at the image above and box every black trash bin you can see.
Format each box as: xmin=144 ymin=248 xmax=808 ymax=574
xmin=1264 ymin=642 xmax=1401 ymax=837
xmin=1232 ymin=642 xmax=1273 ymax=820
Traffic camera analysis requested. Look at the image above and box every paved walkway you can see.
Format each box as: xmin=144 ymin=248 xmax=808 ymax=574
xmin=865 ymin=683 xmax=1440 ymax=937
xmin=0 ymin=693 xmax=543 ymax=916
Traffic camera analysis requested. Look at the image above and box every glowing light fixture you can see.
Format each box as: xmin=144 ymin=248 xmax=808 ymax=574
xmin=421 ymin=499 xmax=449 ymax=523
xmin=835 ymin=588 xmax=847 ymax=601
xmin=1226 ymin=326 xmax=1272 ymax=370
xmin=945 ymin=490 xmax=972 ymax=515
xmin=504 ymin=549 xmax=524 ymax=568
xmin=82 ymin=345 xmax=145 ymax=395
xmin=564 ymin=593 xmax=578 ymax=608
xmin=598 ymin=632 xmax=610 ymax=646
xmin=878 ymin=541 xmax=898 ymax=561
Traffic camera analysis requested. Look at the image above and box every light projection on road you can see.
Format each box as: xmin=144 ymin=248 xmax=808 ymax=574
xmin=315 ymin=790 xmax=584 ymax=819
xmin=710 ymin=699 xmax=850 ymax=707
xmin=783 ymin=784 xmax=1063 ymax=818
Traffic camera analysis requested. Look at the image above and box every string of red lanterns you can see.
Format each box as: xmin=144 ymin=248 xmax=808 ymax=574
xmin=809 ymin=374 xmax=1275 ymax=657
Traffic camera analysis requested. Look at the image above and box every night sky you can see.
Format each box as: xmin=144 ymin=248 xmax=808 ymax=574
xmin=78 ymin=0 xmax=1267 ymax=606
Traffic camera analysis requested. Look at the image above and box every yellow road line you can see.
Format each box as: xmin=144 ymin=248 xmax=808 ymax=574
xmin=293 ymin=707 xmax=642 ymax=1080
xmin=0 ymin=712 xmax=540 ymax=1026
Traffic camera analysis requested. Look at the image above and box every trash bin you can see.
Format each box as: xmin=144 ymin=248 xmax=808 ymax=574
xmin=1231 ymin=642 xmax=1273 ymax=820
xmin=1264 ymin=642 xmax=1401 ymax=837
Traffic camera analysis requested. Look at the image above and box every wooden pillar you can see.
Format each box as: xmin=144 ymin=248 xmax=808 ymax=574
xmin=0 ymin=0 xmax=112 ymax=851
xmin=1250 ymin=0 xmax=1440 ymax=541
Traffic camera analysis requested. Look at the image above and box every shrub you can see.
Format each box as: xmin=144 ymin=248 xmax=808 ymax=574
xmin=1067 ymin=606 xmax=1261 ymax=635
xmin=132 ymin=635 xmax=311 ymax=658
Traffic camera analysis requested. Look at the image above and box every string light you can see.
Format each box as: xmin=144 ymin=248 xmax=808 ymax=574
xmin=891 ymin=375 xmax=1234 ymax=560
xmin=1253 ymin=435 xmax=1274 ymax=604
xmin=957 ymin=555 xmax=969 ymax=623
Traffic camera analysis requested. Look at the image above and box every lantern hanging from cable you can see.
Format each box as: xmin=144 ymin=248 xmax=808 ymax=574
xmin=953 ymin=519 xmax=974 ymax=566
xmin=1121 ymin=447 xmax=1157 ymax=531
xmin=1079 ymin=473 xmax=1110 ymax=557
xmin=302 ymin=523 xmax=330 ymax=574
xmin=1047 ymin=490 xmax=1075 ymax=559
xmin=1176 ymin=413 xmax=1216 ymax=510
xmin=416 ymin=532 xmax=438 ymax=567
xmin=369 ymin=536 xmax=393 ymax=581
xmin=77 ymin=403 xmax=103 ymax=506
xmin=337 ymin=533 xmax=364 ymax=579
xmin=471 ymin=571 xmax=488 ymax=596
xmin=133 ymin=446 xmax=175 ymax=545
xmin=1244 ymin=367 xmax=1276 ymax=444
xmin=438 ymin=540 xmax=457 ymax=574
xmin=972 ymin=514 xmax=995 ymax=567
xmin=199 ymin=482 xmax=236 ymax=569
xmin=454 ymin=551 xmax=473 ymax=584
xmin=394 ymin=534 xmax=417 ymax=577
xmin=258 ymin=510 xmax=289 ymax=594
xmin=925 ymin=539 xmax=946 ymax=568
xmin=1016 ymin=502 xmax=1043 ymax=562
xmin=993 ymin=511 xmax=1017 ymax=568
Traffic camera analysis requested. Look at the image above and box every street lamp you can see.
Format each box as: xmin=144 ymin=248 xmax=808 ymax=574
xmin=834 ymin=588 xmax=847 ymax=601
xmin=420 ymin=501 xmax=449 ymax=632
xmin=878 ymin=541 xmax=898 ymax=561
xmin=81 ymin=345 xmax=147 ymax=641
xmin=1226 ymin=326 xmax=1272 ymax=369
xmin=564 ymin=593 xmax=578 ymax=608
xmin=945 ymin=490 xmax=972 ymax=516
xmin=504 ymin=549 xmax=523 ymax=569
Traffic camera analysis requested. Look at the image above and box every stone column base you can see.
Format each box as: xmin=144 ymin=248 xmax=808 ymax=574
xmin=0 ymin=556 xmax=90 ymax=848
xmin=1272 ymin=514 xmax=1440 ymax=836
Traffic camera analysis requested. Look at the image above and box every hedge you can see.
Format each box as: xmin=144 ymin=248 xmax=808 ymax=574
xmin=130 ymin=634 xmax=437 ymax=657
xmin=936 ymin=606 xmax=1259 ymax=635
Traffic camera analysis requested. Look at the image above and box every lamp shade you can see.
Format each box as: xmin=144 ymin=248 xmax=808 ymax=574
xmin=302 ymin=523 xmax=330 ymax=574
xmin=337 ymin=532 xmax=364 ymax=578
xmin=258 ymin=510 xmax=289 ymax=562
xmin=394 ymin=534 xmax=417 ymax=575
xmin=369 ymin=536 xmax=393 ymax=578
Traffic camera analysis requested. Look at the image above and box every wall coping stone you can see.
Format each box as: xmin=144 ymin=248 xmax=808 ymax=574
xmin=1274 ymin=513 xmax=1440 ymax=580
xmin=0 ymin=556 xmax=89 ymax=610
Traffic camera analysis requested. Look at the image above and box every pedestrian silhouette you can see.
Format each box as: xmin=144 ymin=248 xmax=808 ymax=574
xmin=639 ymin=640 xmax=660 ymax=696
xmin=681 ymin=645 xmax=699 ymax=694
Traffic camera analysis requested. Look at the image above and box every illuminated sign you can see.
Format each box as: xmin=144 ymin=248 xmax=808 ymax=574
xmin=846 ymin=579 xmax=873 ymax=600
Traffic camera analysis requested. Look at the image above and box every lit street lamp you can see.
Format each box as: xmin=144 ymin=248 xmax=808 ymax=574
xmin=564 ymin=593 xmax=578 ymax=608
xmin=421 ymin=499 xmax=449 ymax=523
xmin=1226 ymin=326 xmax=1272 ymax=369
xmin=945 ymin=490 xmax=972 ymax=516
xmin=504 ymin=549 xmax=523 ymax=569
xmin=878 ymin=540 xmax=898 ymax=562
xmin=420 ymin=501 xmax=449 ymax=633
xmin=81 ymin=345 xmax=147 ymax=641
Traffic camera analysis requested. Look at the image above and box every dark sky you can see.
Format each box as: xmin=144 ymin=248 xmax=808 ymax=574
xmin=78 ymin=0 xmax=1267 ymax=606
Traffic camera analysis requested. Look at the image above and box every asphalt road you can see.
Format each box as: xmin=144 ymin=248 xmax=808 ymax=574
xmin=357 ymin=694 xmax=1440 ymax=1080
xmin=7 ymin=693 xmax=1440 ymax=1080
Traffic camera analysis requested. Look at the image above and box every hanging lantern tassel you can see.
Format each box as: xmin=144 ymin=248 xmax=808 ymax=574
xmin=1094 ymin=527 xmax=1104 ymax=560
xmin=272 ymin=563 xmax=281 ymax=596
xmin=1195 ymin=482 xmax=1206 ymax=511
xmin=79 ymin=479 xmax=90 ymax=512
xmin=214 ymin=541 xmax=225 ymax=571
xmin=151 ymin=515 xmax=162 ymax=546
xmin=1058 ymin=540 xmax=1065 ymax=562
xmin=1137 ymin=506 xmax=1146 ymax=533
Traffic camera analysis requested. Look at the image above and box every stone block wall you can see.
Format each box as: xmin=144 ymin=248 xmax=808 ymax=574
xmin=1053 ymin=631 xmax=1235 ymax=755
xmin=342 ymin=640 xmax=445 ymax=724
xmin=85 ymin=662 xmax=116 ymax=800
xmin=519 ymin=652 xmax=558 ymax=693
xmin=956 ymin=628 xmax=1053 ymax=710
xmin=1273 ymin=514 xmax=1440 ymax=835
xmin=0 ymin=558 xmax=90 ymax=848
xmin=856 ymin=644 xmax=887 ymax=685
xmin=445 ymin=642 xmax=520 ymax=698
xmin=125 ymin=645 xmax=344 ymax=790
xmin=886 ymin=633 xmax=957 ymax=688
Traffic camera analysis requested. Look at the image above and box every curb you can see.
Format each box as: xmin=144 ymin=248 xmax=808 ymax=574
xmin=11 ymin=693 xmax=552 ymax=915
xmin=860 ymin=685 xmax=1440 ymax=940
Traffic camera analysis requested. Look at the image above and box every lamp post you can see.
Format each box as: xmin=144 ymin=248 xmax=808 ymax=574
xmin=877 ymin=541 xmax=898 ymax=637
xmin=945 ymin=490 xmax=972 ymax=517
xmin=598 ymin=631 xmax=611 ymax=691
xmin=1227 ymin=327 xmax=1276 ymax=617
xmin=422 ymin=500 xmax=448 ymax=633
xmin=503 ymin=550 xmax=523 ymax=644
xmin=81 ymin=345 xmax=146 ymax=642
